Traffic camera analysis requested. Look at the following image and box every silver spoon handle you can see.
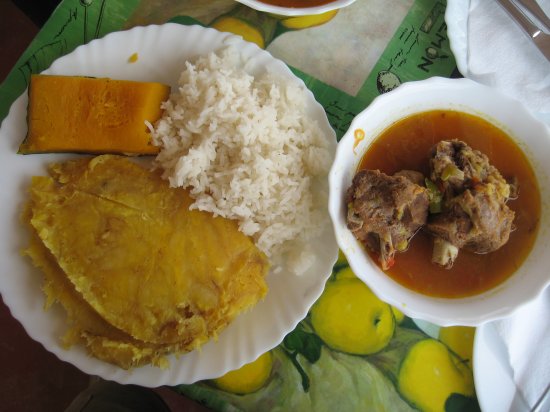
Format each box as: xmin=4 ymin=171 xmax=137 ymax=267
xmin=497 ymin=0 xmax=542 ymax=38
xmin=531 ymin=382 xmax=550 ymax=412
xmin=516 ymin=0 xmax=550 ymax=30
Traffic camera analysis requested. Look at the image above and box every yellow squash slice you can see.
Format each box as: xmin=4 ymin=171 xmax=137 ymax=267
xmin=20 ymin=75 xmax=170 ymax=155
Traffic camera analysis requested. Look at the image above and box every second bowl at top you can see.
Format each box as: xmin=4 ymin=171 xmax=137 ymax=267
xmin=236 ymin=0 xmax=357 ymax=16
xmin=328 ymin=76 xmax=550 ymax=326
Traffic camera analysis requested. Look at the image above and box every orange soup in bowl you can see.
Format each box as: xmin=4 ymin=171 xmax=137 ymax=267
xmin=355 ymin=110 xmax=540 ymax=298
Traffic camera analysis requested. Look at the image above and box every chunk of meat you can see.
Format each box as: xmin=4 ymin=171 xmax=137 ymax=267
xmin=346 ymin=169 xmax=429 ymax=270
xmin=426 ymin=140 xmax=515 ymax=268
xmin=429 ymin=139 xmax=511 ymax=202
xmin=428 ymin=183 xmax=515 ymax=252
xmin=394 ymin=169 xmax=425 ymax=186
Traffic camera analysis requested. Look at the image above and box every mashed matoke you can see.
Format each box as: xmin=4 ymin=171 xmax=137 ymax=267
xmin=23 ymin=155 xmax=269 ymax=369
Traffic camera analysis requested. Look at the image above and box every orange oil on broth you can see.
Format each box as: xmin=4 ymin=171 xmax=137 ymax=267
xmin=358 ymin=110 xmax=540 ymax=298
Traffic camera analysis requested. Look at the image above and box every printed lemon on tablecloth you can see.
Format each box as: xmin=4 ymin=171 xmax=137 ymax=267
xmin=311 ymin=278 xmax=395 ymax=355
xmin=391 ymin=306 xmax=405 ymax=324
xmin=334 ymin=265 xmax=355 ymax=280
xmin=439 ymin=326 xmax=475 ymax=368
xmin=208 ymin=5 xmax=338 ymax=50
xmin=279 ymin=10 xmax=338 ymax=29
xmin=398 ymin=339 xmax=474 ymax=412
xmin=212 ymin=351 xmax=273 ymax=394
xmin=209 ymin=4 xmax=278 ymax=49
xmin=333 ymin=263 xmax=405 ymax=324
xmin=335 ymin=249 xmax=348 ymax=267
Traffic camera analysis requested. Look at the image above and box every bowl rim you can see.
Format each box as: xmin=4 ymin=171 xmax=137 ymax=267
xmin=235 ymin=0 xmax=357 ymax=16
xmin=328 ymin=76 xmax=550 ymax=326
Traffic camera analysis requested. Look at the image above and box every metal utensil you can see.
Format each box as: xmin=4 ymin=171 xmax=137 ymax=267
xmin=531 ymin=381 xmax=550 ymax=412
xmin=516 ymin=0 xmax=550 ymax=30
xmin=496 ymin=0 xmax=550 ymax=62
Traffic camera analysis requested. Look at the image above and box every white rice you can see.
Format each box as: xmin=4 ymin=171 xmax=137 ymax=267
xmin=150 ymin=47 xmax=331 ymax=273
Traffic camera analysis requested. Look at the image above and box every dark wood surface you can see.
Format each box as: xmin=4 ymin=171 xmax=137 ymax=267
xmin=0 ymin=3 xmax=92 ymax=411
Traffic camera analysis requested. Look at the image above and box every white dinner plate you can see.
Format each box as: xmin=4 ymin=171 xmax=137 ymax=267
xmin=0 ymin=23 xmax=338 ymax=387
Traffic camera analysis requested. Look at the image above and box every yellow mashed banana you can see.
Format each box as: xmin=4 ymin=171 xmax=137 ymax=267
xmin=23 ymin=155 xmax=270 ymax=369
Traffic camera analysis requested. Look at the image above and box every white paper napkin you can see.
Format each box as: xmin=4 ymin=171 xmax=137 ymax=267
xmin=493 ymin=286 xmax=550 ymax=409
xmin=467 ymin=0 xmax=550 ymax=123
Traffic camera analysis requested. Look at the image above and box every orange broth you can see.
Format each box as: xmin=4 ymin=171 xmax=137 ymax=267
xmin=358 ymin=110 xmax=540 ymax=298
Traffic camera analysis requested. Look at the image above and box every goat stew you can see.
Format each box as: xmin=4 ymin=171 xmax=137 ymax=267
xmin=358 ymin=110 xmax=540 ymax=298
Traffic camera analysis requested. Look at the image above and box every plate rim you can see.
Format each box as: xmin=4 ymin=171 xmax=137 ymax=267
xmin=0 ymin=22 xmax=338 ymax=386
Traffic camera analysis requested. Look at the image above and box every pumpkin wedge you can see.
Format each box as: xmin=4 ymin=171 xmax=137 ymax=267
xmin=20 ymin=75 xmax=170 ymax=155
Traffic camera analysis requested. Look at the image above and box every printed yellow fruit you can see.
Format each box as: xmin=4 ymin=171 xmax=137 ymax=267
xmin=336 ymin=249 xmax=348 ymax=267
xmin=281 ymin=10 xmax=338 ymax=29
xmin=439 ymin=326 xmax=475 ymax=367
xmin=213 ymin=351 xmax=273 ymax=394
xmin=211 ymin=17 xmax=265 ymax=48
xmin=334 ymin=266 xmax=356 ymax=280
xmin=311 ymin=278 xmax=395 ymax=354
xmin=398 ymin=339 xmax=474 ymax=412
xmin=391 ymin=306 xmax=405 ymax=324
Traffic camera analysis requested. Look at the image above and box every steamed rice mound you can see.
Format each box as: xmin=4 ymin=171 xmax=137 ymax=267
xmin=151 ymin=48 xmax=332 ymax=266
